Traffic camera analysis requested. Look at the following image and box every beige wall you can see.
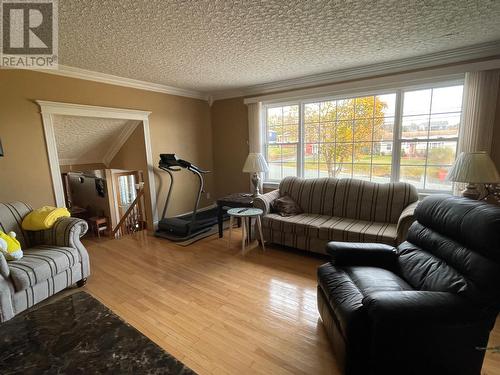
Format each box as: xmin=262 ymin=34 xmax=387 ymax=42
xmin=0 ymin=69 xmax=213 ymax=220
xmin=211 ymin=97 xmax=250 ymax=198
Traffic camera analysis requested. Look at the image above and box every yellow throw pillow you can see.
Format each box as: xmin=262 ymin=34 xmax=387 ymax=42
xmin=22 ymin=206 xmax=70 ymax=231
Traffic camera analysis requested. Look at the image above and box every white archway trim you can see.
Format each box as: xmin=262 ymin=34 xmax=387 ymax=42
xmin=36 ymin=100 xmax=158 ymax=224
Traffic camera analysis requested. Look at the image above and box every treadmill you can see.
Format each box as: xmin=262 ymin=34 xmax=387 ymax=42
xmin=155 ymin=154 xmax=225 ymax=241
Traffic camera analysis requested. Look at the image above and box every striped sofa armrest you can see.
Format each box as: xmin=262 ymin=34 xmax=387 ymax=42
xmin=30 ymin=217 xmax=88 ymax=248
xmin=396 ymin=201 xmax=419 ymax=244
xmin=0 ymin=253 xmax=9 ymax=278
xmin=30 ymin=217 xmax=90 ymax=279
xmin=253 ymin=189 xmax=280 ymax=215
xmin=0 ymin=273 xmax=15 ymax=322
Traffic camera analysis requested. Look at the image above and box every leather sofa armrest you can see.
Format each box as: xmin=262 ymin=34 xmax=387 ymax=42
xmin=364 ymin=291 xmax=481 ymax=325
xmin=253 ymin=189 xmax=280 ymax=215
xmin=396 ymin=201 xmax=419 ymax=244
xmin=326 ymin=242 xmax=398 ymax=270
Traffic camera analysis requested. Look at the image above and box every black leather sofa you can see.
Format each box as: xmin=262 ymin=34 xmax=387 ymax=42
xmin=317 ymin=195 xmax=500 ymax=375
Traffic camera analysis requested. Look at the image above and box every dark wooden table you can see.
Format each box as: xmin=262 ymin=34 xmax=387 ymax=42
xmin=216 ymin=193 xmax=254 ymax=238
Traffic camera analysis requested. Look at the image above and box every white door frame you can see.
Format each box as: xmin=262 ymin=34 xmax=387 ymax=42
xmin=36 ymin=100 xmax=158 ymax=224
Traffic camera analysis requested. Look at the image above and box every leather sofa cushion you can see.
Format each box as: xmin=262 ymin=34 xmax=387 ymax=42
xmin=399 ymin=227 xmax=500 ymax=305
xmin=8 ymin=245 xmax=80 ymax=291
xmin=261 ymin=213 xmax=398 ymax=245
xmin=345 ymin=267 xmax=413 ymax=295
xmin=318 ymin=262 xmax=413 ymax=340
xmin=414 ymin=194 xmax=500 ymax=261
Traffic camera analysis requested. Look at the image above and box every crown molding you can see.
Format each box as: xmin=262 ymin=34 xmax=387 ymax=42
xmin=36 ymin=100 xmax=152 ymax=120
xmin=243 ymin=57 xmax=500 ymax=104
xmin=32 ymin=42 xmax=500 ymax=103
xmin=211 ymin=41 xmax=500 ymax=101
xmin=38 ymin=65 xmax=209 ymax=101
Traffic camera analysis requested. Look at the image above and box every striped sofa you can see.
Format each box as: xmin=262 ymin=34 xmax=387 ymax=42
xmin=254 ymin=177 xmax=419 ymax=254
xmin=0 ymin=202 xmax=90 ymax=322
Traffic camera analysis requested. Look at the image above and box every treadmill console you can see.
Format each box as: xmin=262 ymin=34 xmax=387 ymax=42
xmin=159 ymin=153 xmax=179 ymax=167
xmin=159 ymin=154 xmax=206 ymax=173
xmin=159 ymin=154 xmax=190 ymax=169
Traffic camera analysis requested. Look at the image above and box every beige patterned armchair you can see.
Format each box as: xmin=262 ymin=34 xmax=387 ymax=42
xmin=0 ymin=202 xmax=90 ymax=322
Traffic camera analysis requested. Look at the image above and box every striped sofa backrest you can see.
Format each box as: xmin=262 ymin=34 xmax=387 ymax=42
xmin=0 ymin=202 xmax=33 ymax=248
xmin=278 ymin=177 xmax=418 ymax=223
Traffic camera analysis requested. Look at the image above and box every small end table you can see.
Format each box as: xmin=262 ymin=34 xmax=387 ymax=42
xmin=227 ymin=207 xmax=265 ymax=254
xmin=216 ymin=193 xmax=254 ymax=238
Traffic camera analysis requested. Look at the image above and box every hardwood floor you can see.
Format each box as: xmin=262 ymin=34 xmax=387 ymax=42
xmin=83 ymin=231 xmax=500 ymax=375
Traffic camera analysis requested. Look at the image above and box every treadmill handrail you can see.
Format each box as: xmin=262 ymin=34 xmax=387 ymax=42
xmin=187 ymin=165 xmax=210 ymax=174
xmin=160 ymin=166 xmax=181 ymax=172
xmin=158 ymin=165 xmax=203 ymax=236
xmin=188 ymin=167 xmax=204 ymax=234
xmin=160 ymin=167 xmax=174 ymax=221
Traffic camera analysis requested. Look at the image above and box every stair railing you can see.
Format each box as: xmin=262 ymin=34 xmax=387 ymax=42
xmin=111 ymin=188 xmax=146 ymax=238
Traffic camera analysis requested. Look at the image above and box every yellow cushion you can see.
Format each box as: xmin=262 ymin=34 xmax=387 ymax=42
xmin=22 ymin=206 xmax=70 ymax=231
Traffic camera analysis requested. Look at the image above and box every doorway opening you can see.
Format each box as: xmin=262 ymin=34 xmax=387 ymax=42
xmin=38 ymin=101 xmax=157 ymax=238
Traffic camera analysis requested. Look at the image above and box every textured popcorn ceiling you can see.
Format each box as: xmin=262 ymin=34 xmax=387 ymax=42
xmin=59 ymin=0 xmax=500 ymax=92
xmin=53 ymin=115 xmax=130 ymax=164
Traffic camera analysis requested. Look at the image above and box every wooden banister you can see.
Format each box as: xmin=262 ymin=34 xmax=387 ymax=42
xmin=112 ymin=188 xmax=146 ymax=238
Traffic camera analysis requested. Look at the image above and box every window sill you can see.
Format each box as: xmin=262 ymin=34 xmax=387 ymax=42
xmin=263 ymin=181 xmax=279 ymax=190
xmin=265 ymin=180 xmax=452 ymax=198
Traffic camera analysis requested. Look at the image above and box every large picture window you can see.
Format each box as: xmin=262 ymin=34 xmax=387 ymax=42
xmin=263 ymin=81 xmax=463 ymax=192
xmin=399 ymin=86 xmax=462 ymax=191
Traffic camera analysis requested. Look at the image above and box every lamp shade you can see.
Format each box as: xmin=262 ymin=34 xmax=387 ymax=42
xmin=242 ymin=153 xmax=269 ymax=173
xmin=447 ymin=151 xmax=500 ymax=183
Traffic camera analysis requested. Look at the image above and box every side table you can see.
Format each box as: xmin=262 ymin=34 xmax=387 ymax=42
xmin=227 ymin=207 xmax=265 ymax=254
xmin=216 ymin=193 xmax=254 ymax=238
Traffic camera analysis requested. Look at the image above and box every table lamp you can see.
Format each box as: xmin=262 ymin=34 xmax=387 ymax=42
xmin=447 ymin=151 xmax=500 ymax=199
xmin=242 ymin=153 xmax=269 ymax=197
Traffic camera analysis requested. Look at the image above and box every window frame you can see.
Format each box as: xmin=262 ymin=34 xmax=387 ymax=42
xmin=261 ymin=78 xmax=464 ymax=194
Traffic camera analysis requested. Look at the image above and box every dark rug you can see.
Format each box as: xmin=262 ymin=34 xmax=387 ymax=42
xmin=0 ymin=292 xmax=196 ymax=375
